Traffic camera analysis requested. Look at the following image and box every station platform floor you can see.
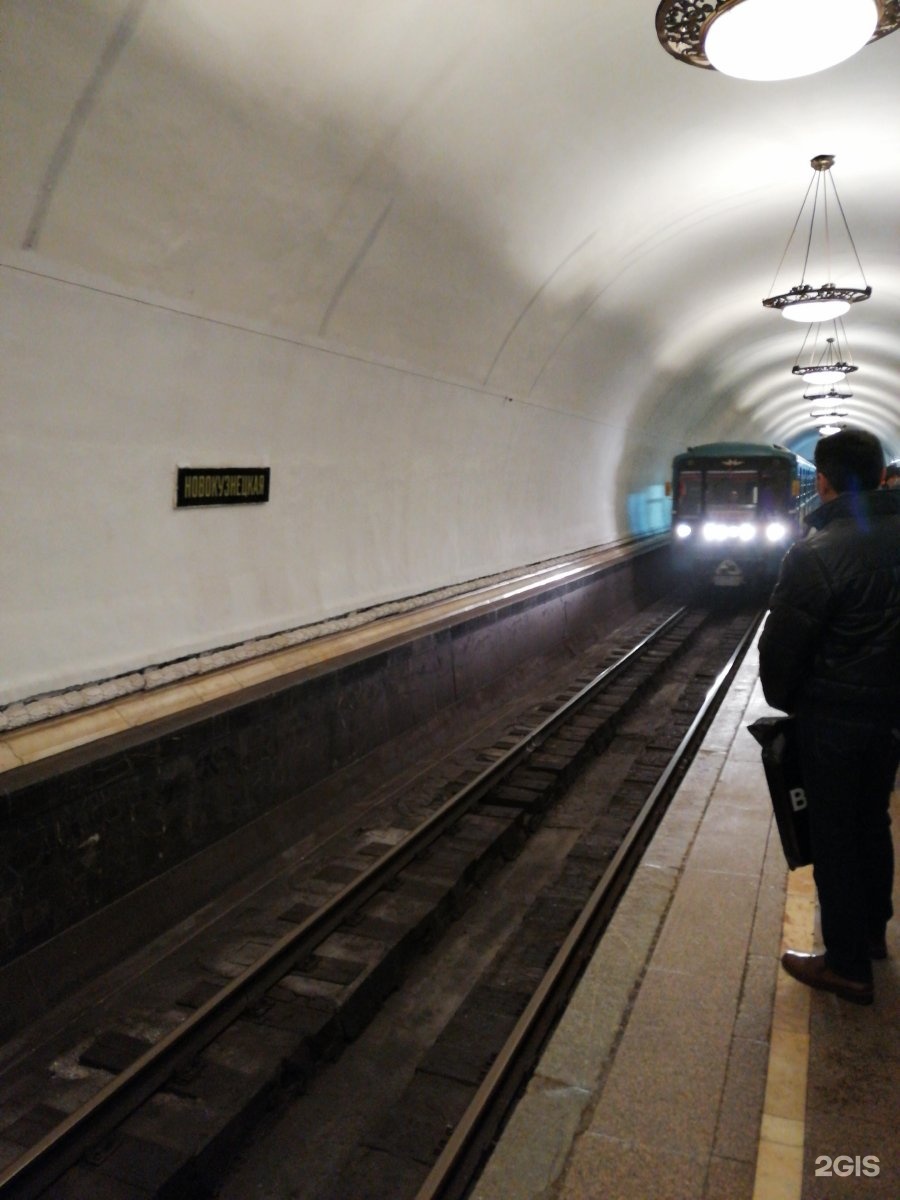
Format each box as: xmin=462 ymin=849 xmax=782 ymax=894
xmin=471 ymin=633 xmax=900 ymax=1200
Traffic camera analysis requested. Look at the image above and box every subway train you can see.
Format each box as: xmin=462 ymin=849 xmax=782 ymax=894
xmin=668 ymin=442 xmax=818 ymax=588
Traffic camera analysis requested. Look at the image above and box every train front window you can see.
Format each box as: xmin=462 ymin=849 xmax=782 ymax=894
xmin=758 ymin=463 xmax=790 ymax=514
xmin=705 ymin=469 xmax=757 ymax=510
xmin=676 ymin=470 xmax=703 ymax=516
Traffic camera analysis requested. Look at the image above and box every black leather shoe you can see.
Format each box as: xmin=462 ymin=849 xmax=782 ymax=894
xmin=781 ymin=951 xmax=874 ymax=1005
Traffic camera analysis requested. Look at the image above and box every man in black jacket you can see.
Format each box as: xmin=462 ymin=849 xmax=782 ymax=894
xmin=758 ymin=428 xmax=900 ymax=1005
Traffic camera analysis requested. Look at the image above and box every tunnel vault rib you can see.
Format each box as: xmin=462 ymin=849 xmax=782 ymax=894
xmin=23 ymin=0 xmax=149 ymax=251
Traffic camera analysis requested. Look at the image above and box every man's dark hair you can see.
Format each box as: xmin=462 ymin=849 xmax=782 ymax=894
xmin=814 ymin=428 xmax=884 ymax=493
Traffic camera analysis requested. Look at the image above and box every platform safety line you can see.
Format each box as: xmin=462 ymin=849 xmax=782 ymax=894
xmin=751 ymin=863 xmax=815 ymax=1200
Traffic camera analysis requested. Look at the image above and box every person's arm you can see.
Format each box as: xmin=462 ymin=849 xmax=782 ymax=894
xmin=758 ymin=544 xmax=831 ymax=712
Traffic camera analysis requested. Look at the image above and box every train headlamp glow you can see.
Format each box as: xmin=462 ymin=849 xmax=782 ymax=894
xmin=765 ymin=522 xmax=787 ymax=542
xmin=675 ymin=523 xmax=692 ymax=539
xmin=702 ymin=522 xmax=756 ymax=543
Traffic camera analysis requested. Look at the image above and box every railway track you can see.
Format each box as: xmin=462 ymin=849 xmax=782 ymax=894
xmin=0 ymin=602 xmax=761 ymax=1199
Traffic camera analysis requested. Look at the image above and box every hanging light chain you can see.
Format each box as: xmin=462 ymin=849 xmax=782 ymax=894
xmin=828 ymin=173 xmax=869 ymax=288
xmin=765 ymin=171 xmax=817 ymax=298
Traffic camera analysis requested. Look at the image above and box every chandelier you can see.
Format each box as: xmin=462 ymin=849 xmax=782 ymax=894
xmin=804 ymin=385 xmax=853 ymax=405
xmin=656 ymin=0 xmax=900 ymax=81
xmin=791 ymin=322 xmax=857 ymax=385
xmin=762 ymin=155 xmax=870 ymax=323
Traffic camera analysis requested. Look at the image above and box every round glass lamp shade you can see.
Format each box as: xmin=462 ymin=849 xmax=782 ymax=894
xmin=704 ymin=0 xmax=879 ymax=82
xmin=803 ymin=366 xmax=848 ymax=385
xmin=781 ymin=297 xmax=851 ymax=323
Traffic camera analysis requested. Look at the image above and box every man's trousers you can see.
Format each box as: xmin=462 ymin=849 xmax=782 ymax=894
xmin=797 ymin=707 xmax=899 ymax=983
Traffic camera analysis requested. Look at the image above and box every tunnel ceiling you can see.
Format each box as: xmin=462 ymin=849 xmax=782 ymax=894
xmin=3 ymin=0 xmax=899 ymax=458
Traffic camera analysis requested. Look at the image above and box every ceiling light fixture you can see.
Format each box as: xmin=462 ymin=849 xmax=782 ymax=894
xmin=804 ymin=384 xmax=853 ymax=405
xmin=655 ymin=0 xmax=899 ymax=80
xmin=818 ymin=423 xmax=845 ymax=437
xmin=792 ymin=321 xmax=858 ymax=385
xmin=809 ymin=409 xmax=849 ymax=421
xmin=763 ymin=155 xmax=871 ymax=323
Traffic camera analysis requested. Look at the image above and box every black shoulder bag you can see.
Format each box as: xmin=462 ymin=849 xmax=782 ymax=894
xmin=747 ymin=715 xmax=812 ymax=870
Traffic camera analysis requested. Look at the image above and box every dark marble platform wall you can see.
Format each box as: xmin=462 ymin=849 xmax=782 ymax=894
xmin=0 ymin=544 xmax=671 ymax=1029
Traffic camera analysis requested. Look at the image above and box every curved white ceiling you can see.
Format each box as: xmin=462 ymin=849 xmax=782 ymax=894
xmin=3 ymin=0 xmax=899 ymax=457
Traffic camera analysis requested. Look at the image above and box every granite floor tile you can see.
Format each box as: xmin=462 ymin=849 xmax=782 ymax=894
xmin=642 ymin=814 xmax=704 ymax=871
xmin=649 ymin=869 xmax=759 ymax=988
xmin=626 ymin=963 xmax=740 ymax=1037
xmin=735 ymin=954 xmax=780 ymax=1042
xmin=749 ymin=879 xmax=789 ymax=959
xmin=685 ymin=807 xmax=772 ymax=877
xmin=762 ymin=841 xmax=793 ymax=892
xmin=676 ymin=749 xmax=728 ymax=797
xmin=705 ymin=1154 xmax=756 ymax=1200
xmin=536 ymin=863 xmax=677 ymax=1088
xmin=713 ymin=1035 xmax=769 ymax=1162
xmin=559 ymin=1132 xmax=707 ymax=1200
xmin=714 ymin=757 xmax=771 ymax=808
xmin=470 ymin=1079 xmax=591 ymax=1200
xmin=730 ymin=723 xmax=771 ymax=764
xmin=699 ymin=725 xmax=740 ymax=756
xmin=588 ymin=1020 xmax=731 ymax=1158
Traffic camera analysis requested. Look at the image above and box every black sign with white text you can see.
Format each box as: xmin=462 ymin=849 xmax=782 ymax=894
xmin=176 ymin=467 xmax=270 ymax=507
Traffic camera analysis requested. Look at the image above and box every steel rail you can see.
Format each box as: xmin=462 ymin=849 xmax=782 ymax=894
xmin=0 ymin=608 xmax=689 ymax=1199
xmin=414 ymin=608 xmax=764 ymax=1200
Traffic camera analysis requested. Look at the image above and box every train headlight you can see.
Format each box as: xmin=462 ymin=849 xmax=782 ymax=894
xmin=702 ymin=522 xmax=757 ymax=542
xmin=765 ymin=522 xmax=787 ymax=542
xmin=675 ymin=523 xmax=692 ymax=539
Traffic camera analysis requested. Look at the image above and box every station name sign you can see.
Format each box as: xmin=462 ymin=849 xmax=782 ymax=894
xmin=176 ymin=466 xmax=270 ymax=507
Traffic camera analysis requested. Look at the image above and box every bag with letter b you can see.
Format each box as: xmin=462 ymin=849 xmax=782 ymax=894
xmin=747 ymin=715 xmax=812 ymax=870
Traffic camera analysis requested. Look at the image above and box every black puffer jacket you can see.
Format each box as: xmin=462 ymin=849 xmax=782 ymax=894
xmin=758 ymin=489 xmax=900 ymax=714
